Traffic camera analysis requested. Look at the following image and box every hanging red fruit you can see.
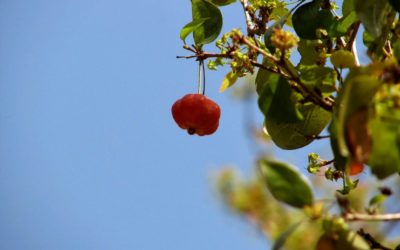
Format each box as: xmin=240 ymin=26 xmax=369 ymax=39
xmin=172 ymin=94 xmax=221 ymax=136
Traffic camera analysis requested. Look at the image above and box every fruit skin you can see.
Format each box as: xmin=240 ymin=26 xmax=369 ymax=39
xmin=349 ymin=162 xmax=364 ymax=176
xmin=172 ymin=94 xmax=220 ymax=136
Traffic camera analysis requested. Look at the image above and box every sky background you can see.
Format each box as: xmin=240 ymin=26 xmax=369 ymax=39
xmin=0 ymin=1 xmax=367 ymax=250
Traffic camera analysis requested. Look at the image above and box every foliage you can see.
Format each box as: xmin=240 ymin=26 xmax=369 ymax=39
xmin=176 ymin=0 xmax=400 ymax=248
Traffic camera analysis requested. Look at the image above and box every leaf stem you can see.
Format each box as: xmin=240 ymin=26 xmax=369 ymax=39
xmin=198 ymin=60 xmax=205 ymax=95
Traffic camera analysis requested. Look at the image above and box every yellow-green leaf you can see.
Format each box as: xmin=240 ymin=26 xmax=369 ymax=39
xmin=219 ymin=71 xmax=239 ymax=92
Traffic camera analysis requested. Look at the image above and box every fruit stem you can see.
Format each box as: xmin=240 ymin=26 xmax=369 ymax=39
xmin=198 ymin=60 xmax=206 ymax=95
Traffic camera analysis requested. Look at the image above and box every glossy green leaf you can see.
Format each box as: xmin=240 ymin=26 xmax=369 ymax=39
xmin=265 ymin=103 xmax=332 ymax=150
xmin=192 ymin=0 xmax=223 ymax=45
xmin=271 ymin=221 xmax=303 ymax=250
xmin=299 ymin=65 xmax=337 ymax=93
xmin=258 ymin=159 xmax=313 ymax=208
xmin=354 ymin=0 xmax=391 ymax=38
xmin=256 ymin=70 xmax=303 ymax=123
xmin=219 ymin=71 xmax=239 ymax=92
xmin=292 ymin=1 xmax=338 ymax=39
xmin=180 ymin=18 xmax=210 ymax=42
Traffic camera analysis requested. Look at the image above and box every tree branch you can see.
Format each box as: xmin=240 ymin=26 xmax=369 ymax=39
xmin=357 ymin=229 xmax=392 ymax=250
xmin=239 ymin=0 xmax=256 ymax=36
xmin=344 ymin=212 xmax=400 ymax=221
xmin=347 ymin=21 xmax=361 ymax=67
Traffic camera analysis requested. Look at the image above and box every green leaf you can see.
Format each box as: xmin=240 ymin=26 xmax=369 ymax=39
xmin=271 ymin=221 xmax=303 ymax=250
xmin=258 ymin=159 xmax=314 ymax=208
xmin=271 ymin=6 xmax=292 ymax=27
xmin=334 ymin=11 xmax=358 ymax=36
xmin=342 ymin=0 xmax=355 ymax=16
xmin=292 ymin=1 xmax=338 ymax=39
xmin=369 ymin=194 xmax=386 ymax=207
xmin=192 ymin=0 xmax=223 ymax=45
xmin=337 ymin=230 xmax=370 ymax=250
xmin=317 ymin=231 xmax=370 ymax=250
xmin=335 ymin=73 xmax=382 ymax=158
xmin=329 ymin=119 xmax=348 ymax=171
xmin=256 ymin=70 xmax=303 ymax=123
xmin=297 ymin=40 xmax=321 ymax=65
xmin=180 ymin=18 xmax=210 ymax=42
xmin=209 ymin=0 xmax=236 ymax=6
xmin=298 ymin=65 xmax=337 ymax=93
xmin=265 ymin=103 xmax=332 ymax=150
xmin=219 ymin=71 xmax=239 ymax=92
xmin=354 ymin=0 xmax=392 ymax=38
xmin=368 ymin=116 xmax=400 ymax=179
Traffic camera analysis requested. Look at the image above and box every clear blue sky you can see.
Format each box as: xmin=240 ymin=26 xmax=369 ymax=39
xmin=0 ymin=1 xmax=335 ymax=249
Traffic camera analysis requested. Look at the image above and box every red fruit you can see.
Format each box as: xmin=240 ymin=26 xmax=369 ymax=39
xmin=349 ymin=162 xmax=364 ymax=176
xmin=172 ymin=94 xmax=221 ymax=136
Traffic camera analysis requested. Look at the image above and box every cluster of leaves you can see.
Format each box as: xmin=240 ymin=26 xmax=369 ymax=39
xmin=178 ymin=0 xmax=400 ymax=249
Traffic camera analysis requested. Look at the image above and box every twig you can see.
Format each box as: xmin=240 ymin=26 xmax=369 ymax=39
xmin=239 ymin=0 xmax=256 ymax=36
xmin=241 ymin=35 xmax=334 ymax=110
xmin=177 ymin=51 xmax=282 ymax=75
xmin=347 ymin=21 xmax=361 ymax=67
xmin=344 ymin=212 xmax=400 ymax=221
xmin=357 ymin=229 xmax=392 ymax=250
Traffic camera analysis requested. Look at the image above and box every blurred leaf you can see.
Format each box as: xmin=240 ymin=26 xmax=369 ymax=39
xmin=271 ymin=6 xmax=292 ymax=27
xmin=292 ymin=0 xmax=338 ymax=39
xmin=335 ymin=11 xmax=358 ymax=36
xmin=265 ymin=103 xmax=332 ymax=150
xmin=192 ymin=0 xmax=223 ymax=45
xmin=316 ymin=231 xmax=370 ymax=250
xmin=336 ymin=73 xmax=382 ymax=158
xmin=316 ymin=234 xmax=336 ymax=250
xmin=389 ymin=0 xmax=400 ymax=12
xmin=354 ymin=0 xmax=391 ymax=38
xmin=368 ymin=116 xmax=400 ymax=179
xmin=298 ymin=40 xmax=321 ymax=65
xmin=345 ymin=108 xmax=371 ymax=163
xmin=209 ymin=0 xmax=236 ymax=6
xmin=219 ymin=71 xmax=239 ymax=92
xmin=329 ymin=120 xmax=347 ymax=171
xmin=259 ymin=159 xmax=314 ymax=208
xmin=342 ymin=0 xmax=355 ymax=16
xmin=369 ymin=194 xmax=386 ymax=207
xmin=271 ymin=221 xmax=303 ymax=250
xmin=180 ymin=18 xmax=210 ymax=42
xmin=256 ymin=70 xmax=303 ymax=123
xmin=337 ymin=230 xmax=370 ymax=250
xmin=299 ymin=65 xmax=337 ymax=93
